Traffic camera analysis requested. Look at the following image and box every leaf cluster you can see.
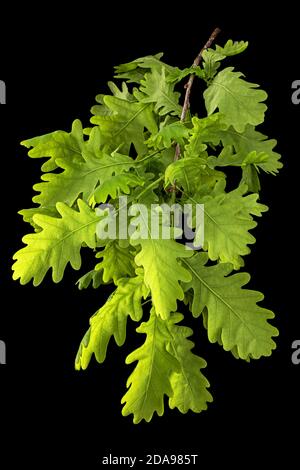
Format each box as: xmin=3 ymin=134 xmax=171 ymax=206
xmin=13 ymin=39 xmax=281 ymax=423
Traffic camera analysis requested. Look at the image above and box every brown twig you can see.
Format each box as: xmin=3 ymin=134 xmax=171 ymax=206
xmin=173 ymin=27 xmax=221 ymax=162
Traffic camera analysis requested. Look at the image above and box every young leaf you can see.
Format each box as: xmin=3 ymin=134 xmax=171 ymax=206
xmin=21 ymin=119 xmax=84 ymax=172
xmin=184 ymin=114 xmax=225 ymax=159
xmin=18 ymin=206 xmax=59 ymax=232
xmin=91 ymin=95 xmax=158 ymax=155
xmin=131 ymin=235 xmax=193 ymax=320
xmin=122 ymin=310 xmax=212 ymax=422
xmin=76 ymin=275 xmax=149 ymax=369
xmin=183 ymin=253 xmax=278 ymax=360
xmin=202 ymin=50 xmax=225 ymax=81
xmin=241 ymin=164 xmax=261 ymax=192
xmin=106 ymin=81 xmax=135 ymax=101
xmin=138 ymin=67 xmax=182 ymax=117
xmin=33 ymin=140 xmax=137 ymax=207
xmin=188 ymin=184 xmax=268 ymax=269
xmin=76 ymin=269 xmax=104 ymax=290
xmin=92 ymin=173 xmax=144 ymax=204
xmin=202 ymin=41 xmax=248 ymax=82
xmin=167 ymin=66 xmax=205 ymax=84
xmin=95 ymin=240 xmax=135 ymax=283
xmin=147 ymin=121 xmax=190 ymax=150
xmin=114 ymin=53 xmax=174 ymax=83
xmin=219 ymin=125 xmax=282 ymax=174
xmin=215 ymin=39 xmax=248 ymax=57
xmin=165 ymin=157 xmax=225 ymax=194
xmin=204 ymin=67 xmax=268 ymax=132
xmin=13 ymin=33 xmax=282 ymax=424
xmin=121 ymin=309 xmax=180 ymax=424
xmin=12 ymin=200 xmax=99 ymax=285
xmin=166 ymin=314 xmax=213 ymax=413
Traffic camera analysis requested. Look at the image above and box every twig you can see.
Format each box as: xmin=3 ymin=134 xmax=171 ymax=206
xmin=174 ymin=27 xmax=221 ymax=162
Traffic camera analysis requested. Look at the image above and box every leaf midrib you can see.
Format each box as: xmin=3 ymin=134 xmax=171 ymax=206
xmin=114 ymin=103 xmax=151 ymax=137
xmin=182 ymin=258 xmax=254 ymax=336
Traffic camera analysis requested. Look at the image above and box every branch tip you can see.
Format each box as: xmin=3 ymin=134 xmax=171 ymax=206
xmin=172 ymin=26 xmax=221 ymax=184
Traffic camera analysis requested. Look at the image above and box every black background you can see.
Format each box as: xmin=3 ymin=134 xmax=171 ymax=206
xmin=0 ymin=5 xmax=299 ymax=467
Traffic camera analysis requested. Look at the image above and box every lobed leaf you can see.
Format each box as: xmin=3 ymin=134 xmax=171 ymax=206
xmin=204 ymin=67 xmax=267 ymax=132
xmin=21 ymin=119 xmax=85 ymax=172
xmin=121 ymin=309 xmax=180 ymax=423
xmin=12 ymin=200 xmax=100 ymax=285
xmin=188 ymin=184 xmax=268 ymax=269
xmin=76 ymin=275 xmax=149 ymax=369
xmin=183 ymin=253 xmax=278 ymax=360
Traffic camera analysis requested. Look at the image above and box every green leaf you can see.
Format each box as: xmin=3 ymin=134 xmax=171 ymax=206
xmin=183 ymin=253 xmax=278 ymax=360
xmin=202 ymin=50 xmax=225 ymax=81
xmin=12 ymin=200 xmax=99 ymax=285
xmin=138 ymin=67 xmax=182 ymax=117
xmin=129 ymin=212 xmax=193 ymax=319
xmin=18 ymin=206 xmax=59 ymax=232
xmin=121 ymin=309 xmax=180 ymax=423
xmin=92 ymin=173 xmax=144 ymax=204
xmin=167 ymin=315 xmax=213 ymax=414
xmin=204 ymin=67 xmax=267 ymax=132
xmin=90 ymin=81 xmax=136 ymax=119
xmin=75 ymin=275 xmax=149 ymax=369
xmin=215 ymin=39 xmax=248 ymax=57
xmin=33 ymin=137 xmax=137 ymax=207
xmin=132 ymin=238 xmax=192 ymax=319
xmin=207 ymin=124 xmax=282 ymax=191
xmin=147 ymin=121 xmax=190 ymax=150
xmin=209 ymin=148 xmax=269 ymax=169
xmin=184 ymin=114 xmax=225 ymax=159
xmin=122 ymin=310 xmax=212 ymax=423
xmin=106 ymin=81 xmax=135 ymax=101
xmin=114 ymin=53 xmax=174 ymax=83
xmin=219 ymin=125 xmax=282 ymax=174
xmin=189 ymin=184 xmax=268 ymax=269
xmin=208 ymin=148 xmax=269 ymax=193
xmin=241 ymin=164 xmax=261 ymax=192
xmin=76 ymin=269 xmax=104 ymax=290
xmin=21 ymin=119 xmax=84 ymax=172
xmin=130 ymin=170 xmax=161 ymax=204
xmin=165 ymin=157 xmax=225 ymax=194
xmin=202 ymin=40 xmax=248 ymax=81
xmin=13 ymin=39 xmax=282 ymax=423
xmin=90 ymin=93 xmax=114 ymax=118
xmin=95 ymin=240 xmax=135 ymax=283
xmin=91 ymin=96 xmax=158 ymax=154
xmin=166 ymin=65 xmax=205 ymax=84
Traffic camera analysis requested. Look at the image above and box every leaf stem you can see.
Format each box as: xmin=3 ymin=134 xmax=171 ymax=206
xmin=174 ymin=27 xmax=221 ymax=161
